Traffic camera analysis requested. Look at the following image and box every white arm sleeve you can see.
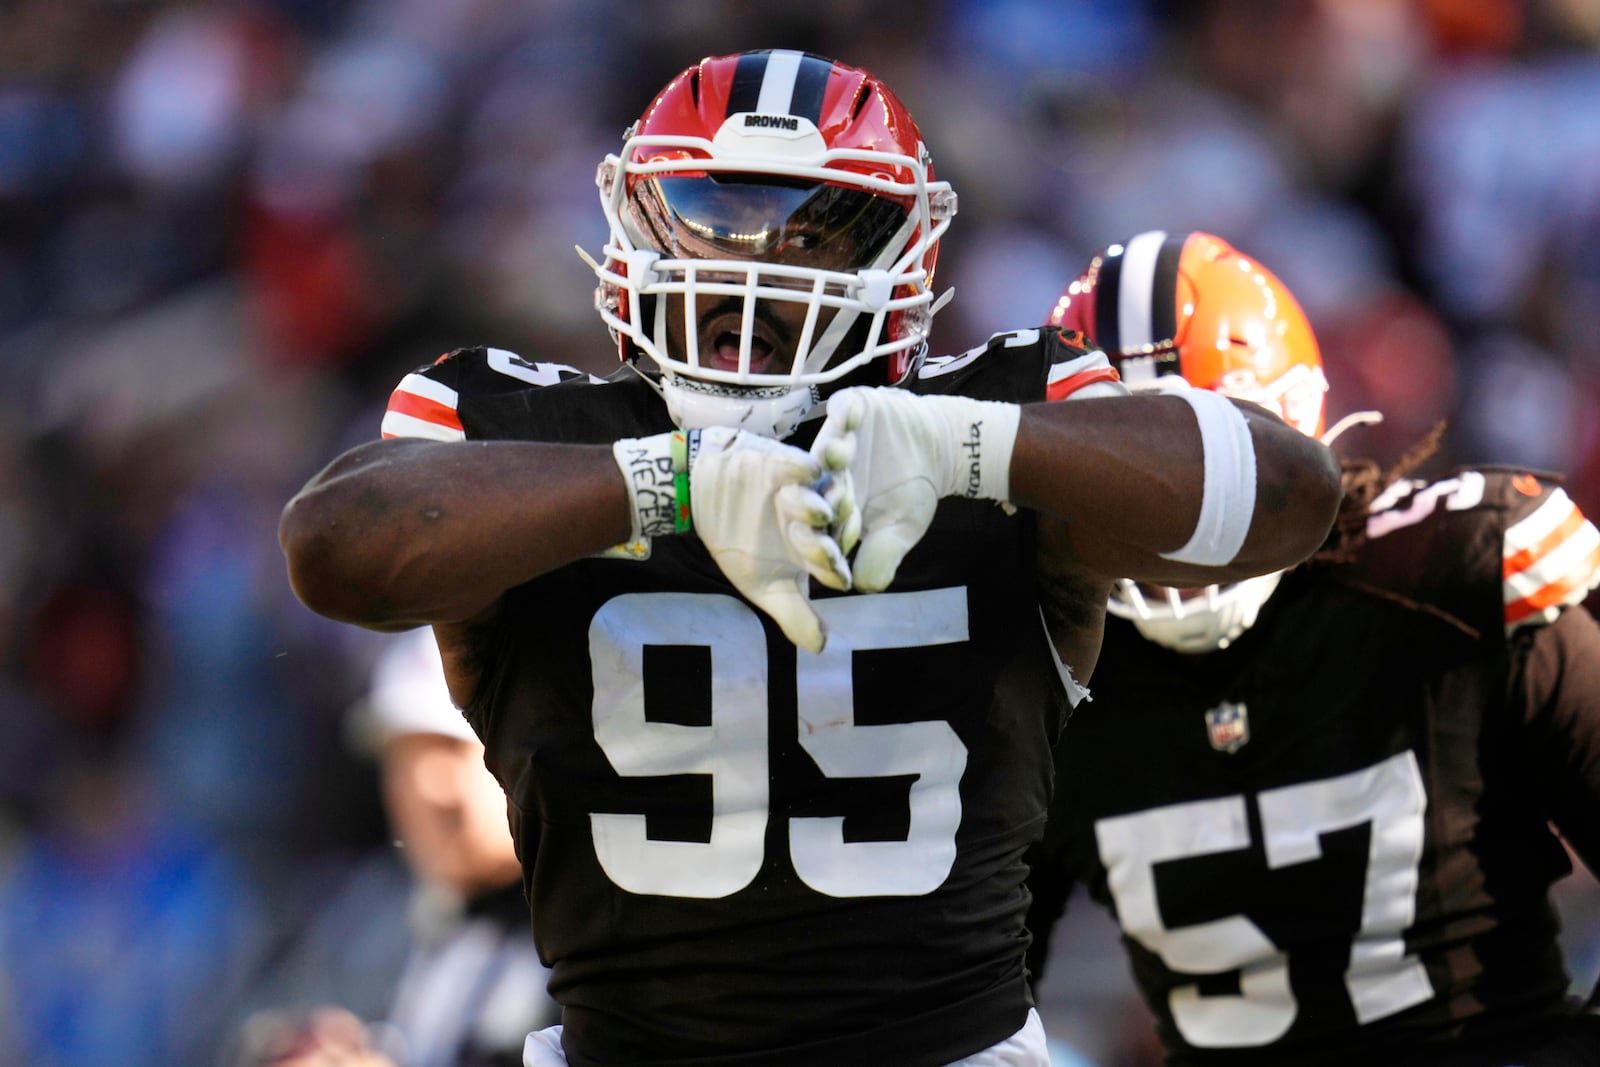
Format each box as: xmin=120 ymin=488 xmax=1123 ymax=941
xmin=1158 ymin=390 xmax=1257 ymax=567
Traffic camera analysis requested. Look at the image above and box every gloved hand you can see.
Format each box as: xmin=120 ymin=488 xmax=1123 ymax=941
xmin=810 ymin=386 xmax=1021 ymax=592
xmin=613 ymin=427 xmax=850 ymax=652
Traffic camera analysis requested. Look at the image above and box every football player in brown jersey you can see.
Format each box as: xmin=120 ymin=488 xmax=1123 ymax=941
xmin=278 ymin=55 xmax=1341 ymax=1067
xmin=1028 ymin=230 xmax=1600 ymax=1066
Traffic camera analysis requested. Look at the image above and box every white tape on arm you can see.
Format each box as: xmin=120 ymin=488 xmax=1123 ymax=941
xmin=1159 ymin=390 xmax=1256 ymax=566
xmin=942 ymin=395 xmax=1022 ymax=504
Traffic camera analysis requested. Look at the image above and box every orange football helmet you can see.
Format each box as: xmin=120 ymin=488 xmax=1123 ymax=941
xmin=1049 ymin=230 xmax=1327 ymax=437
xmin=1049 ymin=231 xmax=1329 ymax=652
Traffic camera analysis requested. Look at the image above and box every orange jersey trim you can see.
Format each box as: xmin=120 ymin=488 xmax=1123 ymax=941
xmin=1503 ymin=504 xmax=1588 ymax=579
xmin=1505 ymin=539 xmax=1600 ymax=625
xmin=383 ymin=390 xmax=463 ymax=439
xmin=1047 ymin=366 xmax=1121 ymax=402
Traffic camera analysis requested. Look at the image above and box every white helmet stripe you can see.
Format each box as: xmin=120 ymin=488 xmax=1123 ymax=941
xmin=1117 ymin=229 xmax=1168 ymax=351
xmin=756 ymin=50 xmax=804 ymax=114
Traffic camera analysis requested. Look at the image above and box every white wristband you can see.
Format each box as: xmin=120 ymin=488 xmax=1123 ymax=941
xmin=941 ymin=396 xmax=1021 ymax=503
xmin=612 ymin=433 xmax=681 ymax=540
xmin=1159 ymin=390 xmax=1256 ymax=566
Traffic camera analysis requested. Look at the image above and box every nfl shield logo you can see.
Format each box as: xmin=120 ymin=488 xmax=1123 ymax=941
xmin=1205 ymin=702 xmax=1250 ymax=754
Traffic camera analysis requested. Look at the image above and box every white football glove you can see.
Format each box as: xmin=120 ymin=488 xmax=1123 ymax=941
xmin=613 ymin=427 xmax=850 ymax=652
xmin=810 ymin=387 xmax=1022 ymax=592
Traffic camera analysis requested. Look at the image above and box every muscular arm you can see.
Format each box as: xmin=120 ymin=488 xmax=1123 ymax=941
xmin=1011 ymin=393 xmax=1341 ymax=588
xmin=278 ymin=437 xmax=632 ymax=630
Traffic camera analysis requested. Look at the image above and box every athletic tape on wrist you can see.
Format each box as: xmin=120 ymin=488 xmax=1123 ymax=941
xmin=612 ymin=434 xmax=679 ymax=540
xmin=1159 ymin=390 xmax=1256 ymax=566
xmin=948 ymin=397 xmax=1021 ymax=503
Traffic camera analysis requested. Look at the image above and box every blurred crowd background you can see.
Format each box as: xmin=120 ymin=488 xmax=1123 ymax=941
xmin=1 ymin=0 xmax=1599 ymax=1064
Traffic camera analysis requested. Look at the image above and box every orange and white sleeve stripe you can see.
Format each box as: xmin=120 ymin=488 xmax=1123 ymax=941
xmin=380 ymin=373 xmax=466 ymax=442
xmin=1046 ymin=351 xmax=1126 ymax=402
xmin=1503 ymin=486 xmax=1600 ymax=632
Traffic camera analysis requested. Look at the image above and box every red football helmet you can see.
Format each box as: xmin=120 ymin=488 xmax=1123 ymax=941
xmin=586 ymin=50 xmax=957 ymax=437
xmin=1050 ymin=231 xmax=1329 ymax=653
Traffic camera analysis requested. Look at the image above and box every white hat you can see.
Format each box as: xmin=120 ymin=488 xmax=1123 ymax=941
xmin=349 ymin=628 xmax=480 ymax=750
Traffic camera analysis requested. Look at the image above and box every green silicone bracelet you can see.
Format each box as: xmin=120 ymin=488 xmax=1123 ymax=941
xmin=671 ymin=431 xmax=691 ymax=533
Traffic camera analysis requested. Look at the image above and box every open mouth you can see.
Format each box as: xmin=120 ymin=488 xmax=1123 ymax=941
xmin=710 ymin=331 xmax=774 ymax=373
xmin=699 ymin=310 xmax=786 ymax=375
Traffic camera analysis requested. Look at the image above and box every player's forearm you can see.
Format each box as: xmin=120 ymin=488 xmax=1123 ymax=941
xmin=1008 ymin=393 xmax=1341 ymax=583
xmin=279 ymin=437 xmax=632 ymax=629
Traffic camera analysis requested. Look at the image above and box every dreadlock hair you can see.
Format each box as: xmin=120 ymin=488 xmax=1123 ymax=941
xmin=1311 ymin=421 xmax=1448 ymax=565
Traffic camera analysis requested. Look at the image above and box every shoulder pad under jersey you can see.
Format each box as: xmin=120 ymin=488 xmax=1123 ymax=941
xmin=380 ymin=346 xmax=608 ymax=441
xmin=914 ymin=326 xmax=1126 ymax=403
xmin=1356 ymin=467 xmax=1600 ymax=637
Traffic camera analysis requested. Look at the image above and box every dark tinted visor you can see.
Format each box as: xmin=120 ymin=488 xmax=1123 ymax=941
xmin=630 ymin=175 xmax=910 ymax=272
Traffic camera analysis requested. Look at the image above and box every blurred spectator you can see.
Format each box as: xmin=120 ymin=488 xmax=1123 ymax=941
xmin=225 ymin=627 xmax=555 ymax=1067
xmin=228 ymin=1004 xmax=395 ymax=1067
xmin=351 ymin=626 xmax=556 ymax=1067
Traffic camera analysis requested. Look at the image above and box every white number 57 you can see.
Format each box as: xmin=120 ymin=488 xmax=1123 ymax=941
xmin=1095 ymin=751 xmax=1433 ymax=1047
